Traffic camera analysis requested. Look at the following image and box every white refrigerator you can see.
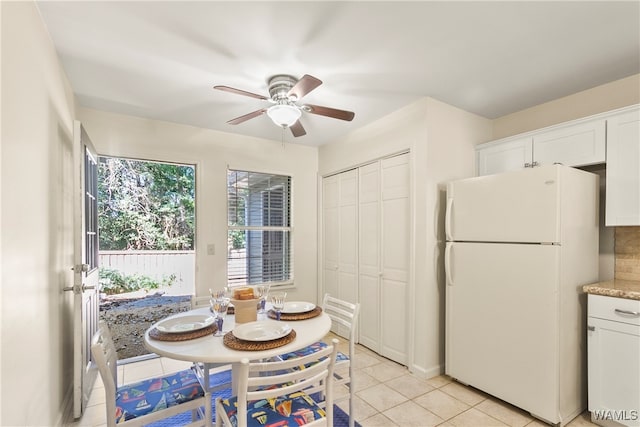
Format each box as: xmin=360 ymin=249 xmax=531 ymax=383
xmin=445 ymin=164 xmax=599 ymax=425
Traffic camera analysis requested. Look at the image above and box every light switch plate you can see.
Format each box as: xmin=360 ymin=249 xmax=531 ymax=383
xmin=207 ymin=244 xmax=215 ymax=255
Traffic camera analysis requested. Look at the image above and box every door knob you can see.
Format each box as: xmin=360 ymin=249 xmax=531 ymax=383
xmin=71 ymin=264 xmax=90 ymax=273
xmin=63 ymin=283 xmax=97 ymax=293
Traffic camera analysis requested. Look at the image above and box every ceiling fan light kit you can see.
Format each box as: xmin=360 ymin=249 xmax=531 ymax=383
xmin=266 ymin=104 xmax=302 ymax=127
xmin=213 ymin=74 xmax=355 ymax=138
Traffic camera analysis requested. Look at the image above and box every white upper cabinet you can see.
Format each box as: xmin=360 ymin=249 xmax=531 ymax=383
xmin=605 ymin=107 xmax=640 ymax=226
xmin=476 ymin=137 xmax=533 ymax=176
xmin=476 ymin=117 xmax=607 ymax=176
xmin=533 ymin=118 xmax=606 ymax=167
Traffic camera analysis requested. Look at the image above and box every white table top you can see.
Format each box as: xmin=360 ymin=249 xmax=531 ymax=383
xmin=144 ymin=307 xmax=332 ymax=363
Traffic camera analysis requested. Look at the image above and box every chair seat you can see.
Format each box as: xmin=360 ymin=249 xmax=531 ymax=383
xmin=279 ymin=341 xmax=350 ymax=364
xmin=219 ymin=390 xmax=326 ymax=427
xmin=115 ymin=369 xmax=205 ymax=423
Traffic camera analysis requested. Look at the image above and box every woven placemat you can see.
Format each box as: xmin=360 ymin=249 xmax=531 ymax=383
xmin=223 ymin=329 xmax=296 ymax=351
xmin=267 ymin=306 xmax=322 ymax=321
xmin=149 ymin=324 xmax=217 ymax=341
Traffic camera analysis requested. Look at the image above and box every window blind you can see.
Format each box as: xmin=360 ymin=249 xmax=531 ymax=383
xmin=227 ymin=170 xmax=292 ymax=287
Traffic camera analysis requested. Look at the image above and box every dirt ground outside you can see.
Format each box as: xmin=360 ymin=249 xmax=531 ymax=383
xmin=99 ymin=292 xmax=192 ymax=360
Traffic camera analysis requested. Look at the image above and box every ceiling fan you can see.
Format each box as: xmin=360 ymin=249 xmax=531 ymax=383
xmin=213 ymin=74 xmax=355 ymax=137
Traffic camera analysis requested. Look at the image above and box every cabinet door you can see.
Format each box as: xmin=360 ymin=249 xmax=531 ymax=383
xmin=380 ymin=154 xmax=409 ymax=364
xmin=533 ymin=118 xmax=605 ymax=167
xmin=358 ymin=162 xmax=380 ymax=352
xmin=476 ymin=137 xmax=533 ymax=176
xmin=606 ymin=108 xmax=640 ymax=226
xmin=587 ymin=317 xmax=640 ymax=426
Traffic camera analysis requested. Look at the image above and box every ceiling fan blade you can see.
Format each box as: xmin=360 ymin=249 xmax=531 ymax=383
xmin=227 ymin=108 xmax=268 ymax=125
xmin=289 ymin=120 xmax=306 ymax=137
xmin=304 ymin=104 xmax=355 ymax=121
xmin=287 ymin=75 xmax=322 ymax=101
xmin=214 ymin=85 xmax=269 ymax=101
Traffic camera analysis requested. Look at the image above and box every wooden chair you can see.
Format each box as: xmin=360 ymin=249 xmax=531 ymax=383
xmin=91 ymin=321 xmax=212 ymax=427
xmin=278 ymin=294 xmax=360 ymax=427
xmin=215 ymin=339 xmax=339 ymax=427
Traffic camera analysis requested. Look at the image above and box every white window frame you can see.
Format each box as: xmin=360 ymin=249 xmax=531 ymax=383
xmin=227 ymin=169 xmax=293 ymax=288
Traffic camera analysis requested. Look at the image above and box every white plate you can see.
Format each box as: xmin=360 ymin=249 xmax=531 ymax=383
xmin=281 ymin=301 xmax=316 ymax=314
xmin=156 ymin=315 xmax=215 ymax=334
xmin=233 ymin=321 xmax=292 ymax=342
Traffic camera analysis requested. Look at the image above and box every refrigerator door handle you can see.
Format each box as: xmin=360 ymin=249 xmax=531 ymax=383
xmin=445 ymin=243 xmax=453 ymax=286
xmin=445 ymin=197 xmax=453 ymax=241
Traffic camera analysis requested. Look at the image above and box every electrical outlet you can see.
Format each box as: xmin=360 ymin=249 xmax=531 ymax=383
xmin=207 ymin=244 xmax=215 ymax=255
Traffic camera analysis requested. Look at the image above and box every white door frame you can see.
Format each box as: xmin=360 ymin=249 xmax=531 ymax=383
xmin=71 ymin=121 xmax=100 ymax=418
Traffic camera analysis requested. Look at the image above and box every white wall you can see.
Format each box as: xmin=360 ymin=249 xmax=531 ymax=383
xmin=493 ymin=74 xmax=640 ymax=140
xmin=319 ymin=97 xmax=492 ymax=377
xmin=420 ymin=98 xmax=493 ymax=375
xmin=78 ymin=108 xmax=320 ymax=304
xmin=1 ymin=2 xmax=77 ymax=425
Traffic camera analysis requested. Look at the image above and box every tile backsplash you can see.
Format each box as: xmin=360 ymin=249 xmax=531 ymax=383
xmin=615 ymin=226 xmax=640 ymax=281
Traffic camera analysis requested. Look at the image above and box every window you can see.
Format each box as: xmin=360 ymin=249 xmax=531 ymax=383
xmin=85 ymin=148 xmax=98 ymax=271
xmin=227 ymin=170 xmax=292 ymax=287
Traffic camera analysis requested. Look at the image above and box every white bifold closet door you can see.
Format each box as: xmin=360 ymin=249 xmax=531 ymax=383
xmin=358 ymin=162 xmax=380 ymax=352
xmin=378 ymin=154 xmax=410 ymax=364
xmin=323 ymin=169 xmax=358 ymax=338
xmin=324 ymin=153 xmax=409 ymax=364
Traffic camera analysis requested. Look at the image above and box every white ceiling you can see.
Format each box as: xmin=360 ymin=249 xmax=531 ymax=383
xmin=36 ymin=1 xmax=640 ymax=146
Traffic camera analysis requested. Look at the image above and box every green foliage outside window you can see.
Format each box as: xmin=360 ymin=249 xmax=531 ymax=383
xmin=229 ymin=230 xmax=245 ymax=250
xmin=99 ymin=268 xmax=177 ymax=295
xmin=98 ymin=157 xmax=195 ymax=250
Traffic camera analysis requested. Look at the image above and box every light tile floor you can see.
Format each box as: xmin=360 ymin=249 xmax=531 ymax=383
xmin=68 ymin=334 xmax=599 ymax=427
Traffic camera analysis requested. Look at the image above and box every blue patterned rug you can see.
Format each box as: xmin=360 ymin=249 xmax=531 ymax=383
xmin=147 ymin=370 xmax=361 ymax=426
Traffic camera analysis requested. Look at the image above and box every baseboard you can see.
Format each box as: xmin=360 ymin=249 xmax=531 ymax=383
xmin=410 ymin=363 xmax=443 ymax=380
xmin=58 ymin=385 xmax=74 ymax=426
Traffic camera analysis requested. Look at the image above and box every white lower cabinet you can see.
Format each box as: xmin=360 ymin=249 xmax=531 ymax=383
xmin=323 ymin=153 xmax=410 ymax=365
xmin=587 ymin=294 xmax=640 ymax=427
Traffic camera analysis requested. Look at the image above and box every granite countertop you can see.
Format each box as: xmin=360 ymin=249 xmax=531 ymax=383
xmin=583 ymin=279 xmax=640 ymax=301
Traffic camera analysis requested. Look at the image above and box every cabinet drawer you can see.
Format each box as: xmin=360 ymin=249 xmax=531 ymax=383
xmin=589 ymin=294 xmax=640 ymax=326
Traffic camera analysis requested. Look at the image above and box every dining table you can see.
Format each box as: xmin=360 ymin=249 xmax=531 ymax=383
xmin=143 ymin=304 xmax=332 ymax=398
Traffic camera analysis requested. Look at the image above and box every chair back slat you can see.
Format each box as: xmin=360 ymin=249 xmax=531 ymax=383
xmin=323 ymin=294 xmax=360 ymax=342
xmin=249 ymin=357 xmax=330 ymax=387
xmin=247 ymin=368 xmax=329 ymax=402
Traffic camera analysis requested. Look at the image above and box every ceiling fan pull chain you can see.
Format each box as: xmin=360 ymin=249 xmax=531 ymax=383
xmin=282 ymin=126 xmax=286 ymax=149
